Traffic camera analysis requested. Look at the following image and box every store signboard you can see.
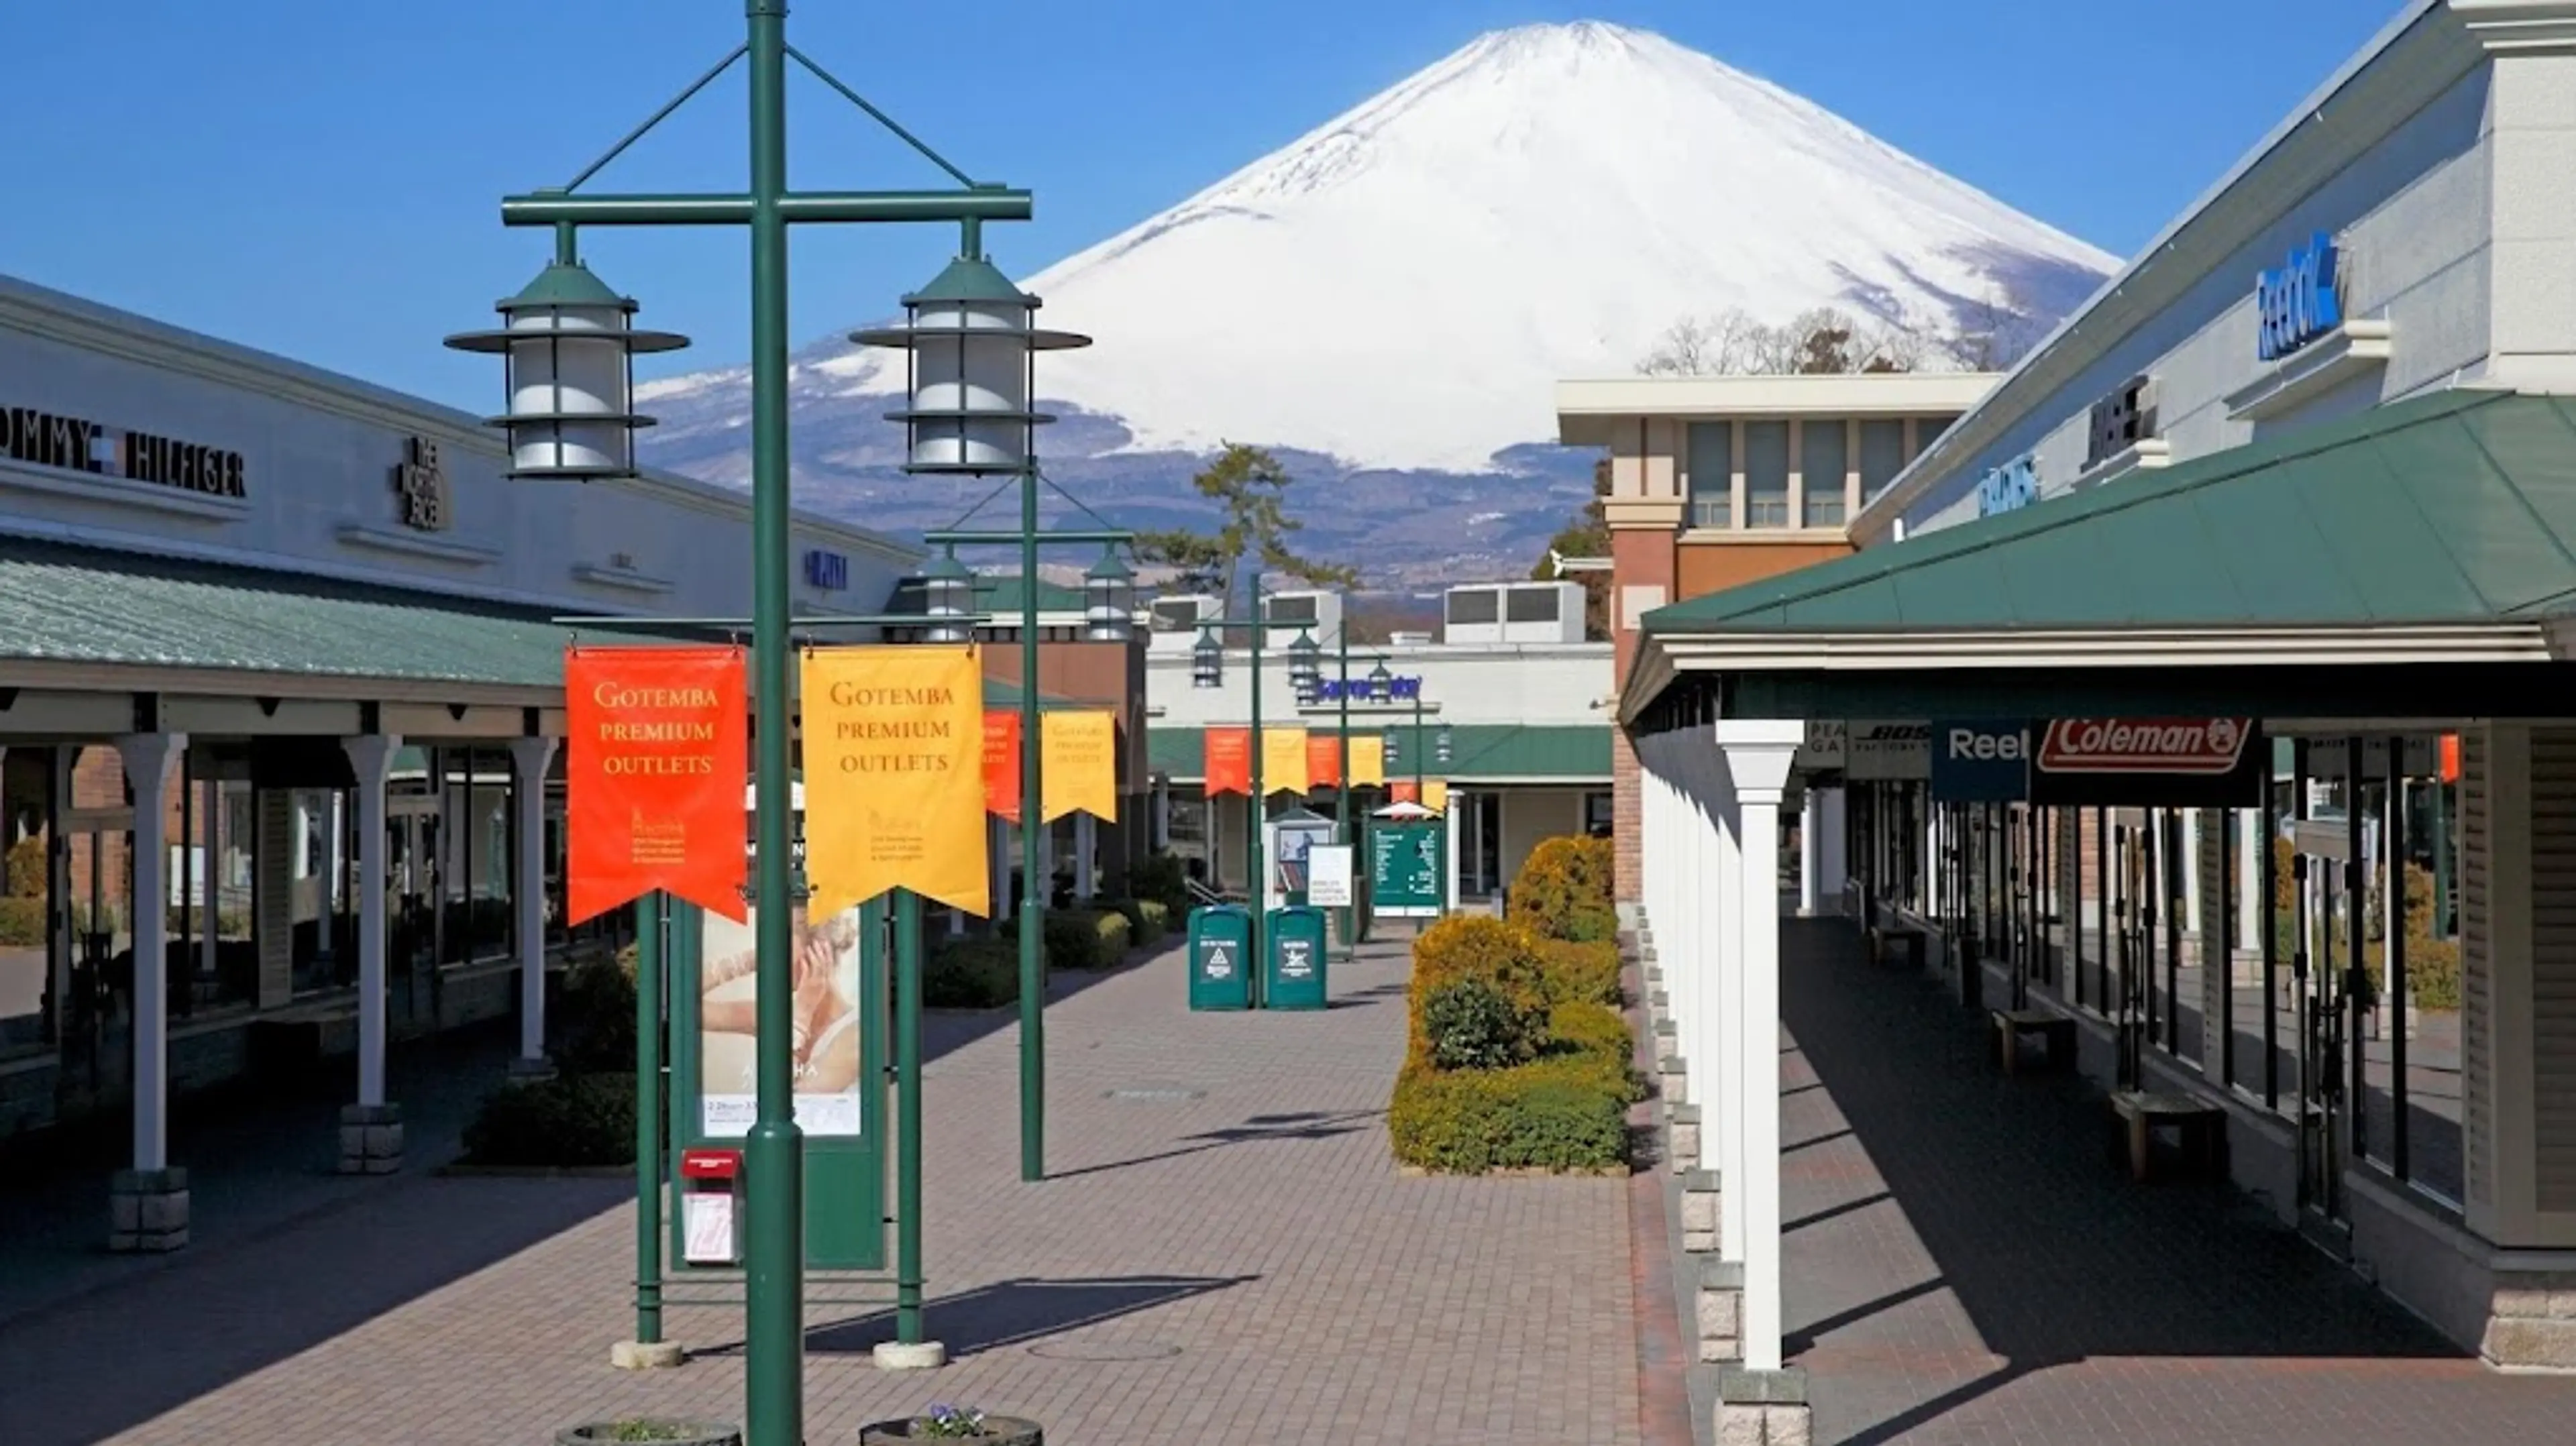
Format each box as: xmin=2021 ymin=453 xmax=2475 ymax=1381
xmin=1930 ymin=720 xmax=2030 ymax=802
xmin=1308 ymin=844 xmax=1355 ymax=908
xmin=1975 ymin=455 xmax=2039 ymax=518
xmin=2257 ymin=231 xmax=2344 ymax=362
xmin=2300 ymin=735 xmax=2439 ymax=779
xmin=1368 ymin=819 xmax=1446 ymax=917
xmin=2029 ymin=717 xmax=2264 ymax=807
xmin=1845 ymin=721 xmax=1930 ymax=781
xmin=1796 ymin=720 xmax=1847 ymax=772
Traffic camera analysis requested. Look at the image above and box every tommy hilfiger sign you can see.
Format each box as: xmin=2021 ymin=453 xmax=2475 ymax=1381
xmin=2 ymin=403 xmax=247 ymax=498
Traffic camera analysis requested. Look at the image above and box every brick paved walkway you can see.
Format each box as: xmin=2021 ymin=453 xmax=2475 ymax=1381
xmin=1778 ymin=915 xmax=2576 ymax=1446
xmin=0 ymin=936 xmax=1644 ymax=1446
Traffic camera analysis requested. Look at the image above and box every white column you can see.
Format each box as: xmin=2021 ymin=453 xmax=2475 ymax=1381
xmin=199 ymin=778 xmax=219 ymax=981
xmin=343 ymin=735 xmax=398 ymax=1107
xmin=1717 ymin=719 xmax=1801 ymax=1376
xmin=1800 ymin=785 xmax=1822 ymax=915
xmin=1819 ymin=787 xmax=1848 ymax=904
xmin=1074 ymin=814 xmax=1097 ymax=901
xmin=1711 ymin=744 xmax=1744 ymax=1262
xmin=118 ymin=732 xmax=186 ymax=1172
xmin=2238 ymin=809 xmax=2263 ymax=952
xmin=509 ymin=736 xmax=557 ymax=1065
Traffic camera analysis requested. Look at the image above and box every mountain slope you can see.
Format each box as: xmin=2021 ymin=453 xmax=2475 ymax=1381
xmin=637 ymin=19 xmax=2116 ymax=581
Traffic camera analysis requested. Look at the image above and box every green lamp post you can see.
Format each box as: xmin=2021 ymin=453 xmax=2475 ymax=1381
xmin=449 ymin=5 xmax=1044 ymax=1441
xmin=1291 ymin=622 xmax=1389 ymax=958
xmin=854 ymin=241 xmax=1091 ymax=1189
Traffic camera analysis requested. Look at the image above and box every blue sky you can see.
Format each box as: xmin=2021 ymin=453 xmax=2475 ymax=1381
xmin=1 ymin=0 xmax=2398 ymax=408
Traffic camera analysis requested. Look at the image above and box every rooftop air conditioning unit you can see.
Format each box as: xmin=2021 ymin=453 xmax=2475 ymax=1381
xmin=1148 ymin=594 xmax=1222 ymax=652
xmin=1260 ymin=590 xmax=1342 ymax=647
xmin=1442 ymin=581 xmax=1583 ymax=645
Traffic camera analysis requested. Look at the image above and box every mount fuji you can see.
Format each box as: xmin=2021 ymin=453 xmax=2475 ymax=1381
xmin=637 ymin=20 xmax=2118 ymax=586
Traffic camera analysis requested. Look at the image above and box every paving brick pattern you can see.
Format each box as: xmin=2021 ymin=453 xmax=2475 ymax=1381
xmin=1778 ymin=916 xmax=2576 ymax=1445
xmin=0 ymin=937 xmax=1644 ymax=1446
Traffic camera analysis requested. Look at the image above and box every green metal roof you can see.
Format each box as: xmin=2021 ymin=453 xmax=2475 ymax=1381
xmin=1146 ymin=724 xmax=1610 ymax=784
xmin=1644 ymin=389 xmax=2576 ymax=634
xmin=0 ymin=536 xmax=596 ymax=688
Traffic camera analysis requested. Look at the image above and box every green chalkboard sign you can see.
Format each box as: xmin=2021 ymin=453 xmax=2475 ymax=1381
xmin=1368 ymin=820 xmax=1446 ymax=917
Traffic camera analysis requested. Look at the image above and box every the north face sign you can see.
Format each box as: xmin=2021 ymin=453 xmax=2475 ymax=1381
xmin=2038 ymin=718 xmax=2251 ymax=776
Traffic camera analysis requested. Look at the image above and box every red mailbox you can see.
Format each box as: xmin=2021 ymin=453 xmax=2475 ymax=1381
xmin=679 ymin=1148 xmax=744 ymax=1265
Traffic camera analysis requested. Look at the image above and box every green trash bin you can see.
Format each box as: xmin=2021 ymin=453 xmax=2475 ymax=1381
xmin=1187 ymin=905 xmax=1254 ymax=1011
xmin=1264 ymin=905 xmax=1330 ymax=1011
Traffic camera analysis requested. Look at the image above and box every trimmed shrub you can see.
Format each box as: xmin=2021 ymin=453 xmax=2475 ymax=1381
xmin=5 ymin=836 xmax=43 ymax=899
xmin=2408 ymin=936 xmax=2463 ymax=1011
xmin=0 ymin=897 xmax=42 ymax=947
xmin=462 ymin=1073 xmax=635 ymax=1167
xmin=1130 ymin=851 xmax=1193 ymax=916
xmin=1387 ymin=1056 xmax=1627 ymax=1174
xmin=1511 ymin=834 xmax=1617 ymax=943
xmin=924 ymin=938 xmax=1020 ymax=1009
xmin=1421 ymin=977 xmax=1545 ymax=1070
xmin=554 ymin=952 xmax=639 ymax=1073
xmin=1406 ymin=915 xmax=1550 ymax=1062
xmin=1527 ymin=936 xmax=1621 ymax=1007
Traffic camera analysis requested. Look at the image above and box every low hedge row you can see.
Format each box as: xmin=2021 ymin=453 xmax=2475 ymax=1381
xmin=925 ymin=897 xmax=1177 ymax=1009
xmin=1390 ymin=850 xmax=1639 ymax=1175
xmin=462 ymin=1072 xmax=635 ymax=1167
xmin=1511 ymin=835 xmax=1617 ymax=944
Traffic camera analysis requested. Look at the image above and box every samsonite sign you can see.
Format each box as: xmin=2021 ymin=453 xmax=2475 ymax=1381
xmin=1845 ymin=721 xmax=1929 ymax=781
xmin=2029 ymin=717 xmax=2263 ymax=807
xmin=1931 ymin=720 xmax=2030 ymax=802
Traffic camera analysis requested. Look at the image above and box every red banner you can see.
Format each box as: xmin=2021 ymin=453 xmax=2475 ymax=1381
xmin=983 ymin=710 xmax=1022 ymax=822
xmin=1391 ymin=779 xmax=1420 ymax=805
xmin=565 ymin=646 xmax=747 ymax=925
xmin=1205 ymin=727 xmax=1252 ymax=795
xmin=1306 ymin=733 xmax=1343 ymax=789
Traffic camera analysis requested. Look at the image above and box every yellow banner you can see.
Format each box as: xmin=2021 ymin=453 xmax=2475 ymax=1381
xmin=1424 ymin=779 xmax=1450 ymax=814
xmin=800 ymin=646 xmax=989 ymax=917
xmin=1261 ymin=727 xmax=1309 ymax=794
xmin=1350 ymin=735 xmax=1386 ymax=787
xmin=1041 ymin=710 xmax=1119 ymax=822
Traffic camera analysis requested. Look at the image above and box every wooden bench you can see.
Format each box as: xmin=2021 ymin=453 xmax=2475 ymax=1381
xmin=1991 ymin=1008 xmax=2076 ymax=1076
xmin=2108 ymin=1091 xmax=2226 ymax=1183
xmin=1866 ymin=924 xmax=1925 ymax=970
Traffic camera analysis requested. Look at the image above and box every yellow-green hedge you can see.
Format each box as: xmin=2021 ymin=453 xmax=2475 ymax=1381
xmin=1511 ymin=834 xmax=1617 ymax=943
xmin=1406 ymin=915 xmax=1552 ymax=1063
xmin=1527 ymin=936 xmax=1621 ymax=1007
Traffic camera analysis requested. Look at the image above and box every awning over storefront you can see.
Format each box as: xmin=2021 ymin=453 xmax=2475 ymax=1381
xmin=1626 ymin=388 xmax=2576 ymax=723
xmin=1147 ymin=723 xmax=1611 ymax=785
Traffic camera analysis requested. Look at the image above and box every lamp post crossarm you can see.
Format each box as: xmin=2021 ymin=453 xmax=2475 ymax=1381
xmin=502 ymin=188 xmax=1032 ymax=229
xmin=924 ymin=529 xmax=1134 ymax=547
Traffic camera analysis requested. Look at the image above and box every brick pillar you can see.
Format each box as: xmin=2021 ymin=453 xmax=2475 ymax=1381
xmin=1613 ymin=728 xmax=1642 ymax=912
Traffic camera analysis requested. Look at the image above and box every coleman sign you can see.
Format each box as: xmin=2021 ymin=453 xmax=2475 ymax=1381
xmin=2029 ymin=717 xmax=2264 ymax=808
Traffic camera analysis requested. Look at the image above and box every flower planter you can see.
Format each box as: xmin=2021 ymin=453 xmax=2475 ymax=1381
xmin=859 ymin=1416 xmax=1043 ymax=1445
xmin=556 ymin=1421 xmax=740 ymax=1445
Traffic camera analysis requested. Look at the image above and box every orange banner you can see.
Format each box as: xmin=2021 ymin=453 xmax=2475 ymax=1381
xmin=983 ymin=710 xmax=1022 ymax=822
xmin=565 ymin=645 xmax=747 ymax=926
xmin=1205 ymin=727 xmax=1252 ymax=795
xmin=1307 ymin=734 xmax=1343 ymax=789
xmin=1391 ymin=779 xmax=1419 ymax=805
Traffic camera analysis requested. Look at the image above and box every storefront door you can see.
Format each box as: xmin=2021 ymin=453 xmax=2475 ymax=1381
xmin=2292 ymin=816 xmax=2355 ymax=1237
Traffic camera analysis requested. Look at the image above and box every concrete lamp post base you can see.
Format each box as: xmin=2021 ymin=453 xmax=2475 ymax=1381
xmin=871 ymin=1341 xmax=949 ymax=1371
xmin=507 ymin=1055 xmax=560 ymax=1082
xmin=108 ymin=1167 xmax=190 ymax=1253
xmin=337 ymin=1103 xmax=405 ymax=1175
xmin=610 ymin=1340 xmax=686 ymax=1371
xmin=1717 ymin=1366 xmax=1811 ymax=1446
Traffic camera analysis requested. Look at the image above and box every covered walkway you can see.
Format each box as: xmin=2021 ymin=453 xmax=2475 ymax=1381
xmin=1774 ymin=915 xmax=2576 ymax=1445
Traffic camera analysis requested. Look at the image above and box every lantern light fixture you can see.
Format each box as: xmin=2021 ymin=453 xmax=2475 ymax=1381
xmin=851 ymin=247 xmax=1089 ymax=478
xmin=1191 ymin=627 xmax=1224 ymax=689
xmin=1435 ymin=723 xmax=1454 ymax=767
xmin=1366 ymin=661 xmax=1395 ymax=704
xmin=1286 ymin=629 xmax=1322 ymax=702
xmin=920 ymin=545 xmax=976 ymax=644
xmin=443 ymin=258 xmax=689 ymax=480
xmin=1082 ymin=544 xmax=1136 ymax=643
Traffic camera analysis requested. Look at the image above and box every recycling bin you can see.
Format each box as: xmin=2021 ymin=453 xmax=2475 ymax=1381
xmin=1263 ymin=905 xmax=1330 ymax=1011
xmin=1187 ymin=905 xmax=1254 ymax=1011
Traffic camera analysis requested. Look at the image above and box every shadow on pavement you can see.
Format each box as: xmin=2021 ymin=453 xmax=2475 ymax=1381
xmin=1042 ymin=1107 xmax=1383 ymax=1182
xmin=797 ymin=1272 xmax=1261 ymax=1358
xmin=1778 ymin=917 xmax=2464 ymax=1443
